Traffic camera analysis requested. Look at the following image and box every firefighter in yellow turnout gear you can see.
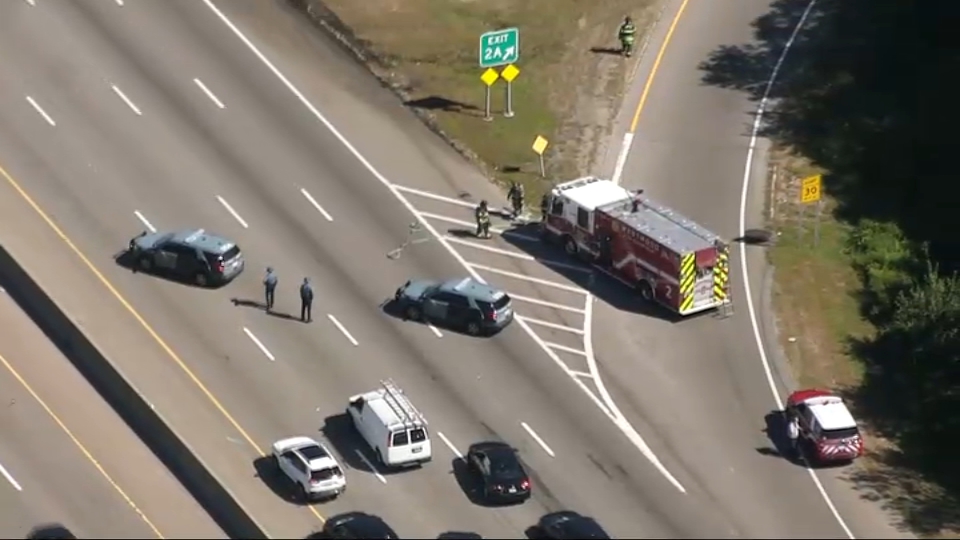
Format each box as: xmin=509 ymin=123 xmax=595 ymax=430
xmin=475 ymin=200 xmax=492 ymax=239
xmin=618 ymin=16 xmax=637 ymax=58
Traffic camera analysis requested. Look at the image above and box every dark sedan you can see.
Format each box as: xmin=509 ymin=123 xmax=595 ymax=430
xmin=466 ymin=441 xmax=531 ymax=503
xmin=537 ymin=511 xmax=610 ymax=539
xmin=317 ymin=512 xmax=398 ymax=539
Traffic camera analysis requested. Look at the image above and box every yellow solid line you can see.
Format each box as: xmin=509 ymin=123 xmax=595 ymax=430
xmin=0 ymin=351 xmax=165 ymax=539
xmin=0 ymin=163 xmax=325 ymax=526
xmin=629 ymin=0 xmax=691 ymax=133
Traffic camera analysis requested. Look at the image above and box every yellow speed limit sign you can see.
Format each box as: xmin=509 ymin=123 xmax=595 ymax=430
xmin=800 ymin=174 xmax=822 ymax=204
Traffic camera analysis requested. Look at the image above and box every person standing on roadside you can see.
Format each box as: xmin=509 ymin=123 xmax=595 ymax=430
xmin=299 ymin=277 xmax=314 ymax=323
xmin=618 ymin=16 xmax=637 ymax=57
xmin=263 ymin=267 xmax=278 ymax=312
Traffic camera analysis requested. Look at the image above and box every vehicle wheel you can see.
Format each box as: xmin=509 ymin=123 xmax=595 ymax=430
xmin=563 ymin=236 xmax=578 ymax=257
xmin=638 ymin=280 xmax=654 ymax=301
xmin=138 ymin=256 xmax=152 ymax=271
xmin=297 ymin=483 xmax=309 ymax=503
xmin=466 ymin=320 xmax=482 ymax=336
xmin=404 ymin=304 xmax=422 ymax=321
xmin=194 ymin=273 xmax=208 ymax=287
xmin=376 ymin=449 xmax=386 ymax=467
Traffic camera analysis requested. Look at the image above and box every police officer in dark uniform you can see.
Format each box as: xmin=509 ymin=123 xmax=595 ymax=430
xmin=475 ymin=200 xmax=492 ymax=239
xmin=263 ymin=267 xmax=278 ymax=311
xmin=299 ymin=277 xmax=314 ymax=323
xmin=507 ymin=182 xmax=525 ymax=219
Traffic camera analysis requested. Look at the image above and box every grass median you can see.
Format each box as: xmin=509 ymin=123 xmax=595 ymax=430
xmin=299 ymin=0 xmax=661 ymax=204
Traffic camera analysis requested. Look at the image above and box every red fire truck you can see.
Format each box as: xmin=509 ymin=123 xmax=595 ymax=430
xmin=786 ymin=389 xmax=864 ymax=464
xmin=540 ymin=176 xmax=731 ymax=316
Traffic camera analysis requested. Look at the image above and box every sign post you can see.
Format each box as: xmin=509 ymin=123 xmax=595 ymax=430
xmin=532 ymin=135 xmax=549 ymax=178
xmin=479 ymin=28 xmax=520 ymax=120
xmin=799 ymin=174 xmax=823 ymax=247
xmin=500 ymin=64 xmax=520 ymax=118
xmin=480 ymin=68 xmax=499 ymax=122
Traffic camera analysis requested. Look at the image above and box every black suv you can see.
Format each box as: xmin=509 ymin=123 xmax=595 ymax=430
xmin=467 ymin=441 xmax=531 ymax=503
xmin=128 ymin=228 xmax=244 ymax=286
xmin=537 ymin=511 xmax=610 ymax=539
xmin=394 ymin=277 xmax=514 ymax=335
xmin=316 ymin=512 xmax=399 ymax=539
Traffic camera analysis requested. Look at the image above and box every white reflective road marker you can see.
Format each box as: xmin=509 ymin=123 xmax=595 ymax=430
xmin=193 ymin=78 xmax=225 ymax=109
xmin=520 ymin=422 xmax=555 ymax=458
xmin=300 ymin=188 xmax=333 ymax=221
xmin=25 ymin=96 xmax=56 ymax=127
xmin=216 ymin=195 xmax=249 ymax=228
xmin=111 ymin=85 xmax=142 ymax=116
xmin=0 ymin=460 xmax=22 ymax=491
xmin=242 ymin=327 xmax=275 ymax=361
xmin=134 ymin=211 xmax=156 ymax=233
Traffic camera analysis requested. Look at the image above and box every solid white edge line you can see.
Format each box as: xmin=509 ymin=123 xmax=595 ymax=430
xmin=436 ymin=431 xmax=462 ymax=459
xmin=299 ymin=188 xmax=334 ymax=221
xmin=611 ymin=132 xmax=635 ymax=185
xmin=467 ymin=262 xmax=587 ymax=295
xmin=0 ymin=460 xmax=22 ymax=491
xmin=133 ymin=210 xmax=156 ymax=233
xmin=199 ymin=0 xmax=682 ymax=493
xmin=216 ymin=195 xmax=249 ymax=228
xmin=520 ymin=422 xmax=555 ymax=458
xmin=242 ymin=327 xmax=275 ymax=361
xmin=193 ymin=78 xmax=225 ymax=109
xmin=427 ymin=323 xmax=443 ymax=338
xmin=735 ymin=1 xmax=855 ymax=537
xmin=583 ymin=291 xmax=687 ymax=492
xmin=392 ymin=184 xmax=477 ymax=209
xmin=111 ymin=85 xmax=142 ymax=116
xmin=25 ymin=96 xmax=56 ymax=127
xmin=327 ymin=314 xmax=358 ymax=346
xmin=516 ymin=315 xmax=585 ymax=335
xmin=353 ymin=450 xmax=386 ymax=484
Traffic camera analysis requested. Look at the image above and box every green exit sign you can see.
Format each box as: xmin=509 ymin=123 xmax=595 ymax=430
xmin=479 ymin=28 xmax=519 ymax=68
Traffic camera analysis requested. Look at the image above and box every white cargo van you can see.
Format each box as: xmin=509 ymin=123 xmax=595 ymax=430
xmin=346 ymin=379 xmax=432 ymax=468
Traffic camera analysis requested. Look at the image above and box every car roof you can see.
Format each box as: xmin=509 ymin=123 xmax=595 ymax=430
xmin=274 ymin=436 xmax=339 ymax=470
xmin=543 ymin=512 xmax=609 ymax=538
xmin=789 ymin=389 xmax=857 ymax=431
xmin=330 ymin=513 xmax=397 ymax=537
xmin=168 ymin=229 xmax=236 ymax=254
xmin=439 ymin=277 xmax=504 ymax=302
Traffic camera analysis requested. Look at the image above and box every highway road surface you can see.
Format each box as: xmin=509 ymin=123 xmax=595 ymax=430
xmin=0 ymin=0 xmax=911 ymax=538
xmin=0 ymin=0 xmax=701 ymax=538
xmin=0 ymin=285 xmax=225 ymax=538
xmin=598 ymin=0 xmax=913 ymax=538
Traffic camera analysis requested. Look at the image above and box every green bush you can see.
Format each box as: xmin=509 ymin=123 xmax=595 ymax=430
xmin=846 ymin=219 xmax=920 ymax=319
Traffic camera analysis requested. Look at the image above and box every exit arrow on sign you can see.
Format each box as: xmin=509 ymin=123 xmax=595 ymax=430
xmin=479 ymin=28 xmax=520 ymax=68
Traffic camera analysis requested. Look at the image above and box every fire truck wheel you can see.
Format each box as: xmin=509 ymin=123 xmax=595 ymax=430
xmin=563 ymin=236 xmax=578 ymax=257
xmin=638 ymin=281 xmax=654 ymax=301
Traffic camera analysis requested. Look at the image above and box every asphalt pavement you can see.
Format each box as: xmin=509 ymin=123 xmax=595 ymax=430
xmin=0 ymin=286 xmax=224 ymax=539
xmin=0 ymin=0 xmax=725 ymax=538
xmin=600 ymin=0 xmax=912 ymax=538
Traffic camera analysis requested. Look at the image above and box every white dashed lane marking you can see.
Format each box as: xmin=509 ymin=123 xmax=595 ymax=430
xmin=216 ymin=195 xmax=249 ymax=228
xmin=193 ymin=78 xmax=225 ymax=109
xmin=242 ymin=327 xmax=275 ymax=361
xmin=521 ymin=422 xmax=555 ymax=458
xmin=133 ymin=210 xmax=156 ymax=233
xmin=111 ymin=85 xmax=142 ymax=116
xmin=25 ymin=96 xmax=56 ymax=127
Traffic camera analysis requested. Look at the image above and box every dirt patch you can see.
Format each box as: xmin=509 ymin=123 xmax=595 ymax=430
xmin=289 ymin=0 xmax=661 ymax=203
xmin=766 ymin=148 xmax=960 ymax=538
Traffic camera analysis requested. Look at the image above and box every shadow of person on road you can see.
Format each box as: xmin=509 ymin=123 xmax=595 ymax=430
xmin=230 ymin=297 xmax=299 ymax=321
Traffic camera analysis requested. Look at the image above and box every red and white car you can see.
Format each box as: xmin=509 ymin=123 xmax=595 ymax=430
xmin=786 ymin=389 xmax=864 ymax=464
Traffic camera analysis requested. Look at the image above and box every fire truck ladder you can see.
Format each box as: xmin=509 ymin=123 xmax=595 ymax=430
xmin=714 ymin=241 xmax=734 ymax=319
xmin=380 ymin=379 xmax=427 ymax=428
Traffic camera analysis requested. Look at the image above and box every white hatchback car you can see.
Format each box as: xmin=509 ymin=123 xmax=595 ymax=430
xmin=271 ymin=436 xmax=346 ymax=501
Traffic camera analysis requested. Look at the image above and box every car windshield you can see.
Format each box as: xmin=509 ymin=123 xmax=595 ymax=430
xmin=822 ymin=427 xmax=859 ymax=440
xmin=221 ymin=245 xmax=240 ymax=260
